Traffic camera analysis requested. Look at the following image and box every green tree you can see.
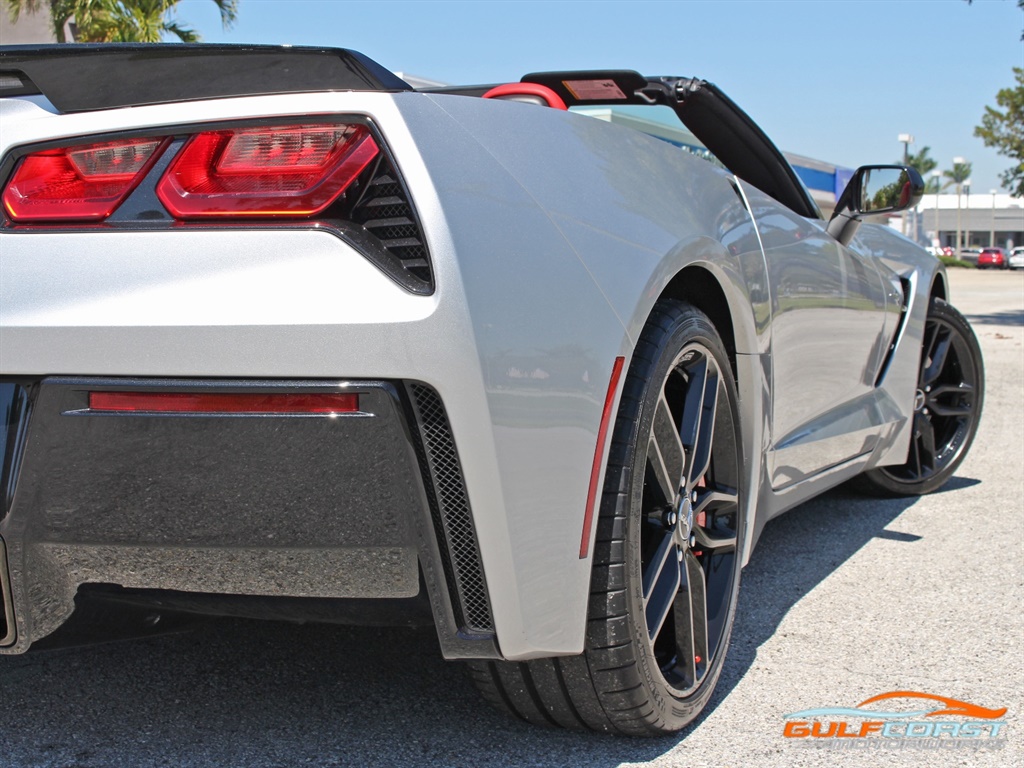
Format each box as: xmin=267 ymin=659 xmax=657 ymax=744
xmin=5 ymin=0 xmax=237 ymax=42
xmin=900 ymin=145 xmax=939 ymax=192
xmin=974 ymin=67 xmax=1024 ymax=197
xmin=942 ymin=161 xmax=973 ymax=190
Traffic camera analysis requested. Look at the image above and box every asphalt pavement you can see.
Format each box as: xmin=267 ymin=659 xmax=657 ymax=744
xmin=1 ymin=268 xmax=1021 ymax=768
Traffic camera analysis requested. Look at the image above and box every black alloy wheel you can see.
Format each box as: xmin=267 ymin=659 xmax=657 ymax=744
xmin=858 ymin=297 xmax=984 ymax=496
xmin=468 ymin=301 xmax=743 ymax=735
xmin=638 ymin=331 xmax=741 ymax=700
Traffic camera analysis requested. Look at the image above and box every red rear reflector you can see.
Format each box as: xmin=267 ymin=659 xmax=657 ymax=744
xmin=88 ymin=392 xmax=359 ymax=414
xmin=580 ymin=356 xmax=626 ymax=559
xmin=3 ymin=137 xmax=168 ymax=222
xmin=156 ymin=123 xmax=379 ymax=218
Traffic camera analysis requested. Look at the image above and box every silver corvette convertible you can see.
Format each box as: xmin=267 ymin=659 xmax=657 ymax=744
xmin=0 ymin=45 xmax=983 ymax=735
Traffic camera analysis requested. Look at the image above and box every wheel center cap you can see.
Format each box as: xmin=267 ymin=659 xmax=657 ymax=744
xmin=914 ymin=389 xmax=926 ymax=412
xmin=676 ymin=496 xmax=695 ymax=542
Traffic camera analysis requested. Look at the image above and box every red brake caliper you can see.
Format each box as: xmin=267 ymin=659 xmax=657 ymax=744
xmin=692 ymin=476 xmax=706 ymax=556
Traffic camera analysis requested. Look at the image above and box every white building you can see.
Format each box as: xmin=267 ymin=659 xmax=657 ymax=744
xmin=894 ymin=193 xmax=1024 ymax=251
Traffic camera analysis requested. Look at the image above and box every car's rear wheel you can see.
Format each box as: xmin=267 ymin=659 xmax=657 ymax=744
xmin=469 ymin=301 xmax=743 ymax=735
xmin=855 ymin=297 xmax=983 ymax=497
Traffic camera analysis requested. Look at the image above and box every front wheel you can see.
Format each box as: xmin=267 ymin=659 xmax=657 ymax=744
xmin=469 ymin=301 xmax=743 ymax=735
xmin=855 ymin=297 xmax=983 ymax=496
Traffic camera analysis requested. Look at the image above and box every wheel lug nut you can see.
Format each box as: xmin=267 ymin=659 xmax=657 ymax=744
xmin=691 ymin=491 xmax=698 ymax=503
xmin=676 ymin=548 xmax=684 ymax=562
xmin=689 ymin=534 xmax=696 ymax=548
xmin=667 ymin=511 xmax=678 ymax=527
xmin=925 ymin=386 xmax=931 ymax=393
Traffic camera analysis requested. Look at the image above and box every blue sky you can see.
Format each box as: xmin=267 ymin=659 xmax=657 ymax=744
xmin=177 ymin=0 xmax=1023 ymax=193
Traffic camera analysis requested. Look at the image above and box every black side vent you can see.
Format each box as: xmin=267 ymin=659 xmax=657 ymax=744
xmin=351 ymin=159 xmax=433 ymax=291
xmin=875 ymin=276 xmax=913 ymax=386
xmin=407 ymin=384 xmax=493 ymax=635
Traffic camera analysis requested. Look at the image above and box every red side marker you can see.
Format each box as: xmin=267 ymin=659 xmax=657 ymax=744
xmin=579 ymin=355 xmax=626 ymax=559
xmin=88 ymin=391 xmax=358 ymax=414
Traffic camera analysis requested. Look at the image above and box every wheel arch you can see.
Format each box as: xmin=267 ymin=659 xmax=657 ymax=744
xmin=930 ymin=270 xmax=948 ymax=302
xmin=658 ymin=265 xmax=738 ymax=375
xmin=649 ymin=262 xmax=766 ymax=567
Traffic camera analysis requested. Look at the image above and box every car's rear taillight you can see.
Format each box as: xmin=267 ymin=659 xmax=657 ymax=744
xmin=2 ymin=137 xmax=169 ymax=222
xmin=156 ymin=123 xmax=379 ymax=218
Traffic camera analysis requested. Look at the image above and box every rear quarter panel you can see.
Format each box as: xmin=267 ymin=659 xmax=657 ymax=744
xmin=401 ymin=95 xmax=770 ymax=655
xmin=1 ymin=90 xmax=772 ymax=659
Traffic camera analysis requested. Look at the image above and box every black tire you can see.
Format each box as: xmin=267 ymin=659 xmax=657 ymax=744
xmin=469 ymin=301 xmax=743 ymax=735
xmin=855 ymin=297 xmax=983 ymax=497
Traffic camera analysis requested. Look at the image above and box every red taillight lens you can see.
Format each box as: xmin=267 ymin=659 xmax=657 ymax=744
xmin=156 ymin=123 xmax=379 ymax=218
xmin=3 ymin=137 xmax=168 ymax=222
xmin=88 ymin=391 xmax=359 ymax=414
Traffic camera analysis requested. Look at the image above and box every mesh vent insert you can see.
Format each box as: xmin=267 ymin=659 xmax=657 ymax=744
xmin=408 ymin=383 xmax=493 ymax=634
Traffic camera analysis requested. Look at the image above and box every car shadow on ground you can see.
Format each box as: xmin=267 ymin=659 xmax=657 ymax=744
xmin=687 ymin=475 xmax=980 ymax=735
xmin=963 ymin=309 xmax=1024 ymax=327
xmin=0 ymin=477 xmax=980 ymax=768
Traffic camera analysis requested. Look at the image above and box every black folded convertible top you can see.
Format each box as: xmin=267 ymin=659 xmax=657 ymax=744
xmin=0 ymin=44 xmax=412 ymax=113
xmin=432 ymin=69 xmax=820 ymax=220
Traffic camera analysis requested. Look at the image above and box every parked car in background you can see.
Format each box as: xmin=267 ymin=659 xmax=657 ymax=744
xmin=1009 ymin=247 xmax=1024 ymax=270
xmin=977 ymin=247 xmax=1007 ymax=269
xmin=959 ymin=247 xmax=981 ymax=264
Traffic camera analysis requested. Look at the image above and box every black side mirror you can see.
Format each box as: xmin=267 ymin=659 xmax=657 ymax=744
xmin=827 ymin=165 xmax=925 ymax=246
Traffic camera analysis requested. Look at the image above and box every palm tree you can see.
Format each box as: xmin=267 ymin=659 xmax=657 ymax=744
xmin=903 ymin=146 xmax=938 ymax=179
xmin=5 ymin=0 xmax=237 ymax=42
xmin=898 ymin=146 xmax=937 ymax=242
xmin=943 ymin=161 xmax=973 ymax=255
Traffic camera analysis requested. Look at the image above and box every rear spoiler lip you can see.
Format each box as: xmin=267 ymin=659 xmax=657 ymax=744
xmin=0 ymin=44 xmax=412 ymax=114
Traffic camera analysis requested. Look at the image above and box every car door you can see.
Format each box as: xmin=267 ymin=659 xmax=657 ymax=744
xmin=739 ymin=185 xmax=895 ymax=489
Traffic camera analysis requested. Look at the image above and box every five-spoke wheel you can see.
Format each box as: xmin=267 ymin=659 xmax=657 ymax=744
xmin=858 ymin=297 xmax=984 ymax=496
xmin=639 ymin=340 xmax=740 ymax=699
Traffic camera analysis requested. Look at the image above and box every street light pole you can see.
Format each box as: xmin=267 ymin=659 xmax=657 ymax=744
xmin=990 ymin=189 xmax=997 ymax=248
xmin=899 ymin=133 xmax=913 ymax=235
xmin=953 ymin=156 xmax=964 ymax=256
xmin=964 ymin=179 xmax=971 ymax=249
xmin=933 ymin=170 xmax=942 ymax=248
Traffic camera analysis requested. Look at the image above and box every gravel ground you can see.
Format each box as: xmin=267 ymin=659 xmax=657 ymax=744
xmin=1 ymin=268 xmax=1021 ymax=768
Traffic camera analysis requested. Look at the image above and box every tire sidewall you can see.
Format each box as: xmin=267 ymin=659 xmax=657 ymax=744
xmin=610 ymin=301 xmax=744 ymax=729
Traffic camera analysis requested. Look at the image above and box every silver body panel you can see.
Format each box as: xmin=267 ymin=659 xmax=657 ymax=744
xmin=0 ymin=89 xmax=944 ymax=659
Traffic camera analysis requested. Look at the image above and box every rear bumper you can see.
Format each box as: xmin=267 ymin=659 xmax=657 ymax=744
xmin=0 ymin=377 xmax=496 ymax=658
